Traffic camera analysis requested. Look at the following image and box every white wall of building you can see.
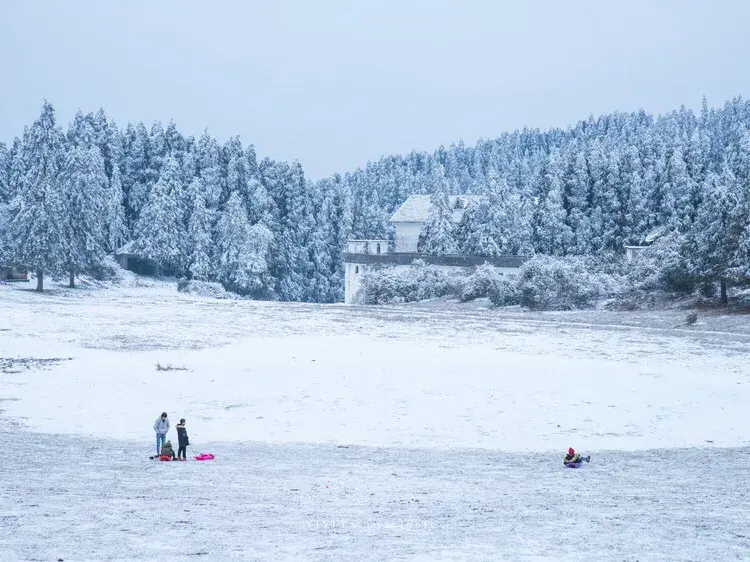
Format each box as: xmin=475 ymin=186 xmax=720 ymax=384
xmin=624 ymin=246 xmax=647 ymax=262
xmin=345 ymin=262 xmax=366 ymax=304
xmin=394 ymin=222 xmax=422 ymax=253
xmin=347 ymin=240 xmax=388 ymax=256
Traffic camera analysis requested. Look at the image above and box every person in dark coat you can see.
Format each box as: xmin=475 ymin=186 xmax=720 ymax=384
xmin=176 ymin=418 xmax=189 ymax=461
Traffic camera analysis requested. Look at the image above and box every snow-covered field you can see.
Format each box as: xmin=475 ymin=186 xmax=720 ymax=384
xmin=1 ymin=280 xmax=749 ymax=560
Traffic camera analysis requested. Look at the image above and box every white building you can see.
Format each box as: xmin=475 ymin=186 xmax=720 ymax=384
xmin=343 ymin=239 xmax=389 ymax=305
xmin=343 ymin=194 xmax=525 ymax=304
xmin=390 ymin=194 xmax=482 ymax=253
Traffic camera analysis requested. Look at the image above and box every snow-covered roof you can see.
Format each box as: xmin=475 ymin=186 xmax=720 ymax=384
xmin=115 ymin=240 xmax=136 ymax=255
xmin=643 ymin=225 xmax=670 ymax=245
xmin=390 ymin=194 xmax=483 ymax=223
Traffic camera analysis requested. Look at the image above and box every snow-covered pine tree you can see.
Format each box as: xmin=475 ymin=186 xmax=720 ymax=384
xmin=3 ymin=136 xmax=28 ymax=265
xmin=122 ymin=122 xmax=152 ymax=228
xmin=618 ymin=145 xmax=648 ymax=246
xmin=214 ymin=191 xmax=273 ymax=297
xmin=563 ymin=147 xmax=592 ymax=254
xmin=457 ymin=199 xmax=495 ymax=255
xmin=133 ymin=155 xmax=184 ymax=275
xmin=598 ymin=151 xmax=623 ymax=251
xmin=59 ymin=146 xmax=109 ymax=287
xmin=186 ymin=177 xmax=213 ymax=281
xmin=532 ymin=150 xmax=571 ymax=255
xmin=418 ymin=165 xmax=458 ymax=255
xmin=0 ymin=142 xmax=10 ymax=204
xmin=66 ymin=110 xmax=97 ymax=149
xmin=107 ymin=165 xmax=128 ymax=253
xmin=266 ymin=161 xmax=315 ymax=301
xmin=6 ymin=137 xmax=25 ymax=201
xmin=652 ymin=146 xmax=673 ymax=228
xmin=732 ymin=215 xmax=750 ymax=285
xmin=149 ymin=122 xmax=167 ymax=176
xmin=459 ymin=170 xmax=531 ymax=256
xmin=453 ymin=198 xmax=474 ymax=254
xmin=685 ymin=165 xmax=746 ymax=304
xmin=7 ymin=101 xmax=67 ymax=291
xmin=180 ymin=142 xmax=198 ymax=187
xmin=244 ymin=147 xmax=271 ymax=227
xmin=196 ymin=130 xmax=223 ymax=210
xmin=492 ymin=173 xmax=533 ymax=255
xmin=224 ymin=136 xmax=267 ymax=222
xmin=92 ymin=109 xmax=125 ymax=182
xmin=305 ymin=182 xmax=335 ymax=302
xmin=0 ymin=142 xmax=10 ymax=263
xmin=665 ymin=148 xmax=696 ymax=232
xmin=0 ymin=199 xmax=9 ymax=267
xmin=164 ymin=120 xmax=186 ymax=160
xmin=326 ymin=174 xmax=353 ymax=301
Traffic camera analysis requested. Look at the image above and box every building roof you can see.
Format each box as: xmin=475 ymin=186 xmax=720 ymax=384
xmin=115 ymin=240 xmax=136 ymax=255
xmin=389 ymin=194 xmax=483 ymax=223
xmin=642 ymin=225 xmax=670 ymax=245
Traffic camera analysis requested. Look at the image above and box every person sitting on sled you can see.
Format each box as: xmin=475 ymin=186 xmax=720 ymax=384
xmin=563 ymin=447 xmax=590 ymax=465
xmin=160 ymin=440 xmax=176 ymax=461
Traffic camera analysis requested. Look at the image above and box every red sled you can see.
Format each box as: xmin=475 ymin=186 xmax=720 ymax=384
xmin=194 ymin=453 xmax=215 ymax=461
xmin=159 ymin=455 xmax=172 ymax=462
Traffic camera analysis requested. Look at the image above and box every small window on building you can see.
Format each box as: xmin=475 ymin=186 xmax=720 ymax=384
xmin=355 ymin=266 xmax=359 ymax=274
xmin=376 ymin=243 xmax=381 ymax=254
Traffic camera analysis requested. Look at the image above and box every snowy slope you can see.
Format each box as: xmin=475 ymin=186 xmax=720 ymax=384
xmin=1 ymin=282 xmax=748 ymax=451
xmin=0 ymin=427 xmax=748 ymax=561
xmin=1 ymin=283 xmax=750 ymax=560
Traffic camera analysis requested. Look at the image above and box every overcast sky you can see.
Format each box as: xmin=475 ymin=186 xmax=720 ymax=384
xmin=1 ymin=0 xmax=749 ymax=178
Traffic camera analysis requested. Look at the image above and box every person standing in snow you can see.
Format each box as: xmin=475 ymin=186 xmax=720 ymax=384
xmin=154 ymin=412 xmax=170 ymax=455
xmin=175 ymin=418 xmax=189 ymax=461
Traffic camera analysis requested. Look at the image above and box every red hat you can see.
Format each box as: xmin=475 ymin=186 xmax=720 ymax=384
xmin=568 ymin=447 xmax=575 ymax=455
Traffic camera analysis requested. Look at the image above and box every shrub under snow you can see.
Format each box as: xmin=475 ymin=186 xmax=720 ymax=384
xmin=355 ymin=248 xmax=704 ymax=311
xmin=355 ymin=261 xmax=462 ymax=305
xmin=459 ymin=263 xmax=518 ymax=306
xmin=515 ymin=255 xmax=621 ymax=310
xmin=177 ymin=279 xmax=239 ymax=299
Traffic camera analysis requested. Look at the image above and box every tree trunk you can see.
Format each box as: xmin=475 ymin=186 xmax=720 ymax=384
xmin=36 ymin=271 xmax=44 ymax=292
xmin=69 ymin=269 xmax=75 ymax=289
xmin=720 ymin=278 xmax=728 ymax=306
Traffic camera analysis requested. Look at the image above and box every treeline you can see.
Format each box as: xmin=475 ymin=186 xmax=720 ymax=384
xmin=0 ymin=102 xmax=348 ymax=299
xmin=1 ymin=97 xmax=749 ymax=300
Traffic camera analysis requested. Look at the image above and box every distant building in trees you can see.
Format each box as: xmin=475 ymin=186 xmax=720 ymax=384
xmin=390 ymin=194 xmax=481 ymax=253
xmin=343 ymin=195 xmax=526 ymax=303
xmin=1 ymin=266 xmax=28 ymax=282
xmin=114 ymin=241 xmax=157 ymax=276
xmin=623 ymin=226 xmax=670 ymax=262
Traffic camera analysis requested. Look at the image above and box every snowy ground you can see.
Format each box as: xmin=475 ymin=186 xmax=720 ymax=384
xmin=1 ymin=280 xmax=749 ymax=560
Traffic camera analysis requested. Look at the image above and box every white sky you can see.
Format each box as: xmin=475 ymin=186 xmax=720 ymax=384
xmin=1 ymin=0 xmax=749 ymax=178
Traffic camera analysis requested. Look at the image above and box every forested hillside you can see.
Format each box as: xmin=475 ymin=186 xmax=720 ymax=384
xmin=1 ymin=97 xmax=749 ymax=300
